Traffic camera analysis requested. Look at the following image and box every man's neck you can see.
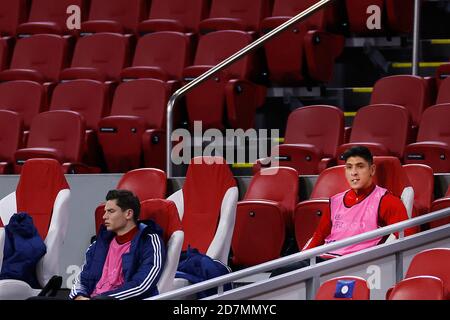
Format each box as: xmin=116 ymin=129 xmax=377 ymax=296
xmin=115 ymin=223 xmax=137 ymax=237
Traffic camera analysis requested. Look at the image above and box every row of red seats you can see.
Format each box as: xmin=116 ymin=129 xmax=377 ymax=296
xmin=0 ymin=0 xmax=414 ymax=37
xmin=256 ymin=75 xmax=450 ymax=175
xmin=315 ymin=248 xmax=450 ymax=300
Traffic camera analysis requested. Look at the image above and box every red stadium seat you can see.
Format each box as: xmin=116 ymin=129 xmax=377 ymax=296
xmin=231 ymin=167 xmax=298 ymax=267
xmin=0 ymin=34 xmax=68 ymax=83
xmin=260 ymin=0 xmax=344 ymax=85
xmin=403 ymin=164 xmax=434 ymax=219
xmin=386 ymin=248 xmax=450 ymax=300
xmin=60 ymin=33 xmax=130 ymax=82
xmin=0 ymin=159 xmax=71 ymax=299
xmin=0 ymin=110 xmax=23 ymax=174
xmin=183 ymin=30 xmax=266 ymax=129
xmin=121 ymin=31 xmax=191 ymax=82
xmin=370 ymin=75 xmax=431 ymax=129
xmin=315 ymin=276 xmax=370 ymax=300
xmin=0 ymin=80 xmax=45 ymax=131
xmin=429 ymin=186 xmax=450 ymax=229
xmin=94 ymin=168 xmax=167 ymax=234
xmin=13 ymin=110 xmax=95 ymax=174
xmin=138 ymin=0 xmax=209 ymax=35
xmin=436 ymin=76 xmax=450 ymax=104
xmin=345 ymin=0 xmax=414 ymax=35
xmin=49 ymin=79 xmax=110 ymax=168
xmin=336 ymin=104 xmax=410 ymax=161
xmin=199 ymin=0 xmax=271 ymax=34
xmin=81 ymin=0 xmax=147 ymax=34
xmin=388 ymin=276 xmax=445 ymax=300
xmin=98 ymin=79 xmax=169 ymax=173
xmin=140 ymin=199 xmax=183 ymax=293
xmin=404 ymin=104 xmax=450 ymax=173
xmin=255 ymin=105 xmax=344 ymax=175
xmin=17 ymin=0 xmax=87 ymax=36
xmin=0 ymin=0 xmax=27 ymax=37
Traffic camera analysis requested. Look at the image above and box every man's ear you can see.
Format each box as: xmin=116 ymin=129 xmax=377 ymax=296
xmin=370 ymin=163 xmax=376 ymax=176
xmin=125 ymin=209 xmax=134 ymax=220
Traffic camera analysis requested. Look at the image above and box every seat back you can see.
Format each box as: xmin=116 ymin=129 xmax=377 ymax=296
xmin=389 ymin=276 xmax=445 ymax=300
xmin=27 ymin=110 xmax=85 ymax=163
xmin=140 ymin=199 xmax=183 ymax=294
xmin=0 ymin=0 xmax=27 ymax=36
xmin=284 ymin=105 xmax=344 ymax=158
xmin=69 ymin=33 xmax=130 ymax=81
xmin=310 ymin=165 xmax=348 ymax=199
xmin=110 ymin=79 xmax=169 ymax=129
xmin=130 ymin=32 xmax=191 ymax=80
xmin=370 ymin=75 xmax=429 ymax=127
xmin=206 ymin=0 xmax=271 ymax=31
xmin=50 ymin=79 xmax=109 ymax=130
xmin=95 ymin=168 xmax=167 ymax=233
xmin=350 ymin=104 xmax=410 ymax=158
xmin=416 ymin=104 xmax=450 ymax=145
xmin=0 ymin=110 xmax=23 ymax=162
xmin=9 ymin=34 xmax=67 ymax=82
xmin=436 ymin=77 xmax=450 ymax=104
xmin=0 ymin=80 xmax=45 ymax=129
xmin=181 ymin=156 xmax=237 ymax=254
xmin=25 ymin=0 xmax=86 ymax=31
xmin=87 ymin=0 xmax=147 ymax=33
xmin=403 ymin=164 xmax=434 ymax=217
xmin=315 ymin=276 xmax=369 ymax=300
xmin=148 ymin=0 xmax=209 ymax=33
xmin=405 ymin=248 xmax=450 ymax=299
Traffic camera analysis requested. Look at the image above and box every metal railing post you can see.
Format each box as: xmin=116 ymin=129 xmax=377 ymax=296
xmin=412 ymin=0 xmax=421 ymax=75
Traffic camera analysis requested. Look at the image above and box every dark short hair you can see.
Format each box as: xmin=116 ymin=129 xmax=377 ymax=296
xmin=106 ymin=189 xmax=140 ymax=223
xmin=342 ymin=146 xmax=373 ymax=165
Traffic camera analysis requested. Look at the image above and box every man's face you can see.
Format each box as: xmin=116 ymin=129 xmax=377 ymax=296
xmin=345 ymin=156 xmax=375 ymax=192
xmin=103 ymin=199 xmax=132 ymax=234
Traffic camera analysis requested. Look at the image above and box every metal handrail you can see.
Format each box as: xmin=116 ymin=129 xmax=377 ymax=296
xmin=165 ymin=0 xmax=337 ymax=177
xmin=150 ymin=207 xmax=450 ymax=300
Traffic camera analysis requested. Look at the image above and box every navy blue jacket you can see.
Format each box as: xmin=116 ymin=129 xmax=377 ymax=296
xmin=0 ymin=212 xmax=46 ymax=288
xmin=69 ymin=220 xmax=166 ymax=300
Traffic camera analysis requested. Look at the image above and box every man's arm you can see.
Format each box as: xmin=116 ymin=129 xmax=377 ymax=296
xmin=99 ymin=233 xmax=166 ymax=300
xmin=69 ymin=242 xmax=96 ymax=300
xmin=379 ymin=193 xmax=411 ymax=237
xmin=302 ymin=203 xmax=332 ymax=251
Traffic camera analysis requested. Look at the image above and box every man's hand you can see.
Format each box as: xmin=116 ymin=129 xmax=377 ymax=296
xmin=75 ymin=295 xmax=90 ymax=300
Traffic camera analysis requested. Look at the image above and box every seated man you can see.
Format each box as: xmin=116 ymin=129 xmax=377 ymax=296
xmin=70 ymin=189 xmax=166 ymax=300
xmin=271 ymin=146 xmax=409 ymax=276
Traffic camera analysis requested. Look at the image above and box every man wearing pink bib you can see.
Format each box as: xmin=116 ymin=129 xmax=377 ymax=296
xmin=271 ymin=146 xmax=408 ymax=276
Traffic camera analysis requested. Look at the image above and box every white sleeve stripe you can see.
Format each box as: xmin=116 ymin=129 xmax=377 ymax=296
xmin=69 ymin=242 xmax=95 ymax=298
xmin=110 ymin=233 xmax=163 ymax=299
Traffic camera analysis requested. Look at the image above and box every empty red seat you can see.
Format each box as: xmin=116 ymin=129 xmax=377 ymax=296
xmin=81 ymin=0 xmax=147 ymax=34
xmin=98 ymin=79 xmax=169 ymax=173
xmin=49 ymin=79 xmax=110 ymax=168
xmin=184 ymin=30 xmax=266 ymax=129
xmin=0 ymin=34 xmax=68 ymax=83
xmin=386 ymin=248 xmax=450 ymax=300
xmin=256 ymin=105 xmax=344 ymax=175
xmin=336 ymin=104 xmax=410 ymax=162
xmin=436 ymin=76 xmax=450 ymax=104
xmin=0 ymin=80 xmax=45 ymax=131
xmin=199 ymin=0 xmax=271 ymax=34
xmin=13 ymin=110 xmax=93 ymax=174
xmin=231 ymin=167 xmax=298 ymax=267
xmin=260 ymin=0 xmax=344 ymax=85
xmin=404 ymin=104 xmax=450 ymax=173
xmin=94 ymin=168 xmax=167 ymax=233
xmin=345 ymin=0 xmax=414 ymax=35
xmin=0 ymin=110 xmax=23 ymax=174
xmin=370 ymin=75 xmax=432 ymax=129
xmin=17 ymin=0 xmax=86 ymax=36
xmin=429 ymin=186 xmax=450 ymax=229
xmin=0 ymin=0 xmax=27 ymax=37
xmin=60 ymin=33 xmax=130 ymax=82
xmin=388 ymin=276 xmax=445 ymax=300
xmin=138 ymin=0 xmax=209 ymax=35
xmin=121 ymin=31 xmax=191 ymax=82
xmin=403 ymin=164 xmax=434 ymax=219
xmin=316 ymin=276 xmax=370 ymax=300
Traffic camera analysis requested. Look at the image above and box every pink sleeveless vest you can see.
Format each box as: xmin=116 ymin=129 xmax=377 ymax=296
xmin=325 ymin=185 xmax=387 ymax=256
